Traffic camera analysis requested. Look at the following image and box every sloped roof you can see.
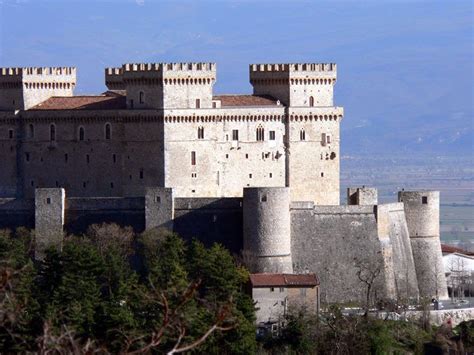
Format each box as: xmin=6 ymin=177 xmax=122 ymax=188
xmin=213 ymin=94 xmax=279 ymax=107
xmin=30 ymin=95 xmax=126 ymax=110
xmin=441 ymin=244 xmax=474 ymax=256
xmin=250 ymin=273 xmax=319 ymax=287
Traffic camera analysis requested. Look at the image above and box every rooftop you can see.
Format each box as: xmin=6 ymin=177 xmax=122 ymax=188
xmin=213 ymin=94 xmax=279 ymax=107
xmin=30 ymin=94 xmax=126 ymax=110
xmin=249 ymin=273 xmax=319 ymax=287
xmin=441 ymin=244 xmax=474 ymax=256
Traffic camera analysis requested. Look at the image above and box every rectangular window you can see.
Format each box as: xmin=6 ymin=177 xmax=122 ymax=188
xmin=327 ymin=135 xmax=331 ymax=144
xmin=422 ymin=196 xmax=428 ymax=204
xmin=140 ymin=169 xmax=144 ymax=179
xmin=279 ymin=287 xmax=284 ymax=292
xmin=8 ymin=129 xmax=13 ymax=139
xmin=86 ymin=154 xmax=90 ymax=164
xmin=25 ymin=152 xmax=30 ymax=162
xmin=321 ymin=133 xmax=326 ymax=146
xmin=232 ymin=129 xmax=239 ymax=141
xmin=269 ymin=131 xmax=276 ymax=140
xmin=249 ymin=173 xmax=252 ymax=179
xmin=191 ymin=151 xmax=196 ymax=165
xmin=300 ymin=288 xmax=307 ymax=297
xmin=270 ymin=287 xmax=275 ymax=292
xmin=64 ymin=153 xmax=68 ymax=163
xmin=113 ymin=154 xmax=116 ymax=163
xmin=196 ymin=99 xmax=201 ymax=108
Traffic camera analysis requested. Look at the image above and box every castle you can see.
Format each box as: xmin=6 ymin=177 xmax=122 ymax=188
xmin=0 ymin=62 xmax=448 ymax=304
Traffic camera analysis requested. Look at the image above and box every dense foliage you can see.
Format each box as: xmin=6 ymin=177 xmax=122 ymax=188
xmin=0 ymin=225 xmax=256 ymax=353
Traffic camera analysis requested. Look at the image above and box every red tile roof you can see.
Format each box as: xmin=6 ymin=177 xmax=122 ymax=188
xmin=441 ymin=244 xmax=474 ymax=256
xmin=213 ymin=95 xmax=279 ymax=107
xmin=250 ymin=273 xmax=319 ymax=287
xmin=30 ymin=95 xmax=126 ymax=110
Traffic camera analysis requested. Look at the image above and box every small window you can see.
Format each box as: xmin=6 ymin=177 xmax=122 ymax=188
xmin=256 ymin=125 xmax=264 ymax=141
xmin=245 ymin=154 xmax=249 ymax=159
xmin=78 ymin=126 xmax=85 ymax=141
xmin=113 ymin=154 xmax=116 ymax=163
xmin=195 ymin=98 xmax=201 ymax=108
xmin=321 ymin=133 xmax=326 ymax=146
xmin=86 ymin=154 xmax=90 ymax=164
xmin=212 ymin=102 xmax=217 ymax=108
xmin=232 ymin=129 xmax=239 ymax=141
xmin=300 ymin=288 xmax=307 ymax=296
xmin=300 ymin=129 xmax=306 ymax=141
xmin=279 ymin=287 xmax=284 ymax=292
xmin=64 ymin=153 xmax=68 ymax=163
xmin=55 ymin=181 xmax=59 ymax=187
xmin=8 ymin=129 xmax=13 ymax=139
xmin=309 ymin=96 xmax=315 ymax=107
xmin=270 ymin=287 xmax=275 ymax=292
xmin=155 ymin=196 xmax=161 ymax=203
xmin=110 ymin=182 xmax=114 ymax=189
xmin=197 ymin=126 xmax=204 ymax=139
xmin=261 ymin=194 xmax=267 ymax=202
xmin=321 ymin=172 xmax=324 ymax=177
xmin=191 ymin=151 xmax=196 ymax=165
xmin=105 ymin=123 xmax=111 ymax=140
xmin=31 ymin=180 xmax=34 ymax=187
xmin=269 ymin=130 xmax=276 ymax=140
xmin=226 ymin=154 xmax=229 ymax=159
xmin=269 ymin=173 xmax=273 ymax=178
xmin=422 ymin=196 xmax=428 ymax=204
xmin=139 ymin=91 xmax=145 ymax=104
xmin=249 ymin=173 xmax=252 ymax=179
xmin=50 ymin=124 xmax=56 ymax=141
xmin=139 ymin=169 xmax=144 ymax=179
xmin=25 ymin=152 xmax=30 ymax=162
xmin=327 ymin=135 xmax=331 ymax=144
xmin=28 ymin=124 xmax=34 ymax=138
xmin=83 ymin=182 xmax=87 ymax=188
xmin=46 ymin=198 xmax=51 ymax=204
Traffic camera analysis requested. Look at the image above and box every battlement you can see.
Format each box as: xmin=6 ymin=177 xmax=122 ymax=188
xmin=0 ymin=67 xmax=76 ymax=78
xmin=106 ymin=62 xmax=216 ymax=75
xmin=250 ymin=63 xmax=336 ymax=73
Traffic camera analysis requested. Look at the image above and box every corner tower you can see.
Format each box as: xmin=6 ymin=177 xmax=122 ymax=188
xmin=398 ymin=191 xmax=448 ymax=300
xmin=250 ymin=63 xmax=343 ymax=204
xmin=105 ymin=62 xmax=216 ymax=109
xmin=0 ymin=67 xmax=76 ymax=111
xmin=243 ymin=187 xmax=292 ymax=273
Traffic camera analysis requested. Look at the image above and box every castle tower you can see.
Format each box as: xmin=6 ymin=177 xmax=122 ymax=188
xmin=249 ymin=63 xmax=343 ymax=204
xmin=243 ymin=187 xmax=292 ymax=273
xmin=145 ymin=187 xmax=174 ymax=231
xmin=0 ymin=67 xmax=76 ymax=111
xmin=398 ymin=191 xmax=448 ymax=300
xmin=347 ymin=187 xmax=378 ymax=205
xmin=249 ymin=63 xmax=337 ymax=107
xmin=105 ymin=62 xmax=216 ymax=109
xmin=34 ymin=188 xmax=66 ymax=260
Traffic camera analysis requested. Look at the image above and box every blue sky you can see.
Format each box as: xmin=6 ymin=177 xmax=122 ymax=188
xmin=0 ymin=0 xmax=472 ymax=156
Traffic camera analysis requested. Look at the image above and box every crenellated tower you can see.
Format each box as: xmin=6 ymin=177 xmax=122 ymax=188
xmin=0 ymin=67 xmax=76 ymax=111
xmin=249 ymin=63 xmax=337 ymax=107
xmin=105 ymin=62 xmax=216 ymax=109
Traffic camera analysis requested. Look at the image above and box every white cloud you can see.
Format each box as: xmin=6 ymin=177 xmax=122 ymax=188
xmin=135 ymin=0 xmax=144 ymax=6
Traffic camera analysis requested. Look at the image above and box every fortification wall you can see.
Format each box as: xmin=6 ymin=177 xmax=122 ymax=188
xmin=173 ymin=197 xmax=243 ymax=253
xmin=376 ymin=203 xmax=419 ymax=299
xmin=290 ymin=204 xmax=395 ymax=304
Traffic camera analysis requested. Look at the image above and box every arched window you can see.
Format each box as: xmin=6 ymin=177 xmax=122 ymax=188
xmin=256 ymin=125 xmax=264 ymax=141
xmin=300 ymin=129 xmax=306 ymax=141
xmin=139 ymin=91 xmax=145 ymax=104
xmin=78 ymin=126 xmax=85 ymax=141
xmin=197 ymin=126 xmax=204 ymax=139
xmin=50 ymin=124 xmax=56 ymax=141
xmin=28 ymin=124 xmax=34 ymax=138
xmin=105 ymin=123 xmax=111 ymax=140
xmin=309 ymin=96 xmax=315 ymax=107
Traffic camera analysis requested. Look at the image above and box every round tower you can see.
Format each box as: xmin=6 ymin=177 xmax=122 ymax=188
xmin=398 ymin=191 xmax=448 ymax=300
xmin=243 ymin=187 xmax=292 ymax=273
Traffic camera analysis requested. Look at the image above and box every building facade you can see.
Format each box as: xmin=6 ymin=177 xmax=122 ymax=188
xmin=0 ymin=63 xmax=342 ymax=204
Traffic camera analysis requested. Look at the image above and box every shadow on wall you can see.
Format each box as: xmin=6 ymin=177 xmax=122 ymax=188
xmin=173 ymin=198 xmax=243 ymax=254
